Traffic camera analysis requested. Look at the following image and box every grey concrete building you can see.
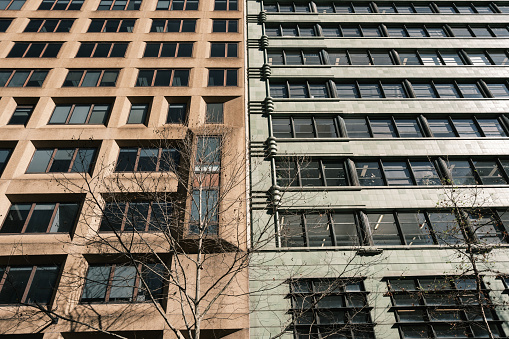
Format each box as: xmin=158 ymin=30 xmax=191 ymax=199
xmin=247 ymin=1 xmax=509 ymax=338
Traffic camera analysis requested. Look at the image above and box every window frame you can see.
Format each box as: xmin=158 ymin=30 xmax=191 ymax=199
xmin=48 ymin=103 xmax=111 ymax=125
xmin=38 ymin=0 xmax=83 ymax=10
xmin=143 ymin=42 xmax=193 ymax=58
xmin=97 ymin=0 xmax=141 ymax=10
xmin=76 ymin=42 xmax=128 ymax=58
xmin=87 ymin=19 xmax=135 ymax=33
xmin=135 ymin=69 xmax=190 ymax=87
xmin=150 ymin=19 xmax=196 ymax=32
xmin=7 ymin=42 xmax=63 ymax=58
xmin=115 ymin=146 xmax=179 ymax=172
xmin=24 ymin=19 xmax=74 ymax=33
xmin=26 ymin=147 xmax=97 ymax=174
xmin=0 ymin=69 xmax=49 ymax=88
xmin=62 ymin=69 xmax=120 ymax=87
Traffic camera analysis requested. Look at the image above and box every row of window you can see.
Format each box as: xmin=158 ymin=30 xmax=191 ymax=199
xmin=290 ymin=277 xmax=505 ymax=339
xmin=279 ymin=209 xmax=509 ymax=247
xmin=9 ymin=41 xmax=237 ymax=59
xmin=0 ymin=68 xmax=240 ymax=88
xmin=272 ymin=115 xmax=509 ymax=139
xmin=7 ymin=101 xmax=224 ymax=126
xmin=0 ymin=0 xmax=238 ymax=10
xmin=270 ymin=80 xmax=509 ymax=99
xmin=0 ymin=263 xmax=165 ymax=305
xmin=276 ymin=157 xmax=509 ymax=187
xmin=266 ymin=23 xmax=509 ymax=38
xmin=1 ymin=18 xmax=238 ymax=34
xmin=265 ymin=1 xmax=509 ymax=14
xmin=268 ymin=49 xmax=509 ymax=66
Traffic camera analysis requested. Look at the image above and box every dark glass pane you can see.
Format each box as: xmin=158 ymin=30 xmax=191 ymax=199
xmin=25 ymin=203 xmax=55 ymax=233
xmin=293 ymin=118 xmax=314 ymax=137
xmin=370 ymin=119 xmax=396 ymax=137
xmin=0 ymin=267 xmax=32 ymax=304
xmin=136 ymin=70 xmax=154 ymax=86
xmin=206 ymin=103 xmax=223 ymax=123
xmin=280 ymin=214 xmax=305 ymax=247
xmin=356 ymin=161 xmax=383 ymax=185
xmin=154 ymin=70 xmax=171 ymax=86
xmin=27 ymin=149 xmax=53 ymax=173
xmin=92 ymin=43 xmax=110 ymax=57
xmin=110 ymin=43 xmax=127 ymax=57
xmin=82 ymin=266 xmax=110 ymax=301
xmin=124 ymin=202 xmax=149 ymax=231
xmin=159 ymin=148 xmax=179 ymax=171
xmin=448 ymin=160 xmax=477 ymax=185
xmin=398 ymin=212 xmax=434 ymax=245
xmin=25 ymin=266 xmax=59 ymax=304
xmin=473 ymin=160 xmax=507 ymax=185
xmin=315 ymin=118 xmax=337 ymax=137
xmin=305 ymin=214 xmax=332 ymax=247
xmin=25 ymin=44 xmax=45 ymax=58
xmin=1 ymin=204 xmax=31 ymax=233
xmin=478 ymin=119 xmax=506 ymax=137
xmin=128 ymin=104 xmax=148 ymax=124
xmin=49 ymin=149 xmax=74 ymax=172
xmin=368 ymin=213 xmax=402 ymax=245
xmin=160 ymin=43 xmax=177 ymax=57
xmin=457 ymin=83 xmax=484 ymax=98
xmin=167 ymin=103 xmax=186 ymax=123
xmin=100 ymin=203 xmax=125 ymax=231
xmin=68 ymin=105 xmax=90 ymax=124
xmin=89 ymin=105 xmax=109 ymax=124
xmin=9 ymin=106 xmax=33 ymax=125
xmin=172 ymin=70 xmax=189 ymax=86
xmin=49 ymin=203 xmax=79 ymax=233
xmin=322 ymin=161 xmax=346 ymax=186
xmin=8 ymin=71 xmax=29 ymax=87
xmin=138 ymin=264 xmax=165 ymax=301
xmin=116 ymin=148 xmax=138 ymax=171
xmin=99 ymin=71 xmax=118 ymax=87
xmin=410 ymin=161 xmax=441 ymax=185
xmin=300 ymin=161 xmax=323 ymax=186
xmin=331 ymin=213 xmax=358 ymax=245
xmin=178 ymin=43 xmax=193 ymax=57
xmin=76 ymin=44 xmax=94 ymax=57
xmin=435 ymin=83 xmax=460 ymax=98
xmin=137 ymin=148 xmax=158 ymax=171
xmin=399 ymin=52 xmax=421 ymax=65
xmin=395 ymin=119 xmax=422 ymax=137
xmin=383 ymin=161 xmax=413 ymax=185
xmin=7 ymin=43 xmax=28 ymax=58
xmin=71 ymin=148 xmax=95 ymax=173
xmin=344 ymin=118 xmax=370 ymax=137
xmin=452 ymin=119 xmax=481 ymax=137
xmin=272 ymin=118 xmax=292 ymax=138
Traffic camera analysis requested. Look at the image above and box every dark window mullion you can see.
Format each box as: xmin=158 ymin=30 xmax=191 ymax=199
xmin=447 ymin=116 xmax=461 ymax=137
xmin=453 ymin=81 xmax=464 ymax=98
xmin=20 ymin=203 xmax=37 ymax=234
xmin=496 ymin=158 xmax=509 ymax=182
xmin=319 ymin=160 xmax=327 ymax=186
xmin=328 ymin=213 xmax=338 ymax=246
xmin=169 ymin=69 xmax=175 ymax=87
xmin=39 ymin=43 xmax=50 ymax=58
xmin=20 ymin=266 xmax=37 ymax=303
xmin=296 ymin=161 xmax=303 ymax=186
xmin=365 ymin=116 xmax=374 ymax=137
xmin=393 ymin=211 xmax=407 ymax=245
xmin=95 ymin=70 xmax=106 ymax=87
xmin=282 ymin=50 xmax=287 ymax=65
xmin=390 ymin=116 xmax=400 ymax=137
xmin=406 ymin=159 xmax=419 ymax=185
xmin=77 ymin=71 xmax=86 ymax=87
xmin=378 ymin=80 xmax=387 ymax=98
xmin=468 ymin=158 xmax=483 ymax=184
xmin=472 ymin=116 xmax=486 ymax=137
xmin=290 ymin=117 xmax=296 ymax=138
xmin=429 ymin=81 xmax=440 ymax=98
xmin=378 ymin=159 xmax=389 ymax=185
xmin=44 ymin=203 xmax=60 ymax=233
xmin=20 ymin=43 xmax=30 ymax=58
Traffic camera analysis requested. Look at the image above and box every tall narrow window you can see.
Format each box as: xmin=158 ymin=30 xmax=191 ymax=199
xmin=195 ymin=136 xmax=220 ymax=172
xmin=190 ymin=190 xmax=219 ymax=235
xmin=205 ymin=103 xmax=223 ymax=123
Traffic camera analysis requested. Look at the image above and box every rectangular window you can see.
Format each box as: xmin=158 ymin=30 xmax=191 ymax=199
xmin=388 ymin=277 xmax=505 ymax=338
xmin=8 ymin=105 xmax=33 ymax=125
xmin=150 ymin=19 xmax=195 ymax=32
xmin=447 ymin=160 xmax=478 ymax=185
xmin=356 ymin=161 xmax=384 ymax=186
xmin=81 ymin=263 xmax=165 ymax=303
xmin=208 ymin=69 xmax=237 ymax=86
xmin=87 ymin=19 xmax=135 ymax=33
xmin=136 ymin=69 xmax=189 ymax=87
xmin=156 ymin=0 xmax=198 ymax=10
xmin=212 ymin=20 xmax=237 ymax=32
xmin=38 ymin=0 xmax=83 ymax=10
xmin=195 ymin=136 xmax=220 ymax=172
xmin=344 ymin=118 xmax=370 ymax=137
xmin=0 ymin=70 xmax=48 ymax=87
xmin=210 ymin=42 xmax=237 ymax=58
xmin=7 ymin=42 xmax=62 ymax=58
xmin=1 ymin=202 xmax=80 ymax=234
xmin=486 ymin=83 xmax=509 ymax=97
xmin=99 ymin=201 xmax=172 ymax=232
xmin=76 ymin=42 xmax=128 ymax=58
xmin=63 ymin=69 xmax=119 ymax=87
xmin=205 ymin=103 xmax=223 ymax=123
xmin=24 ymin=19 xmax=74 ymax=33
xmin=0 ymin=265 xmax=60 ymax=305
xmin=115 ymin=147 xmax=179 ymax=172
xmin=0 ymin=0 xmax=25 ymax=9
xmin=275 ymin=159 xmax=346 ymax=187
xmin=48 ymin=104 xmax=110 ymax=125
xmin=27 ymin=148 xmax=97 ymax=174
xmin=190 ymin=189 xmax=219 ymax=235
xmin=0 ymin=19 xmax=11 ymax=32
xmin=97 ymin=0 xmax=141 ymax=10
xmin=214 ymin=0 xmax=236 ymax=10
xmin=167 ymin=103 xmax=187 ymax=123
xmin=477 ymin=118 xmax=507 ymax=137
xmin=143 ymin=42 xmax=193 ymax=57
xmin=127 ymin=103 xmax=149 ymax=124
xmin=289 ymin=279 xmax=373 ymax=338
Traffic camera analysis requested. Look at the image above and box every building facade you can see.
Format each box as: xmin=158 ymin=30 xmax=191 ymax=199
xmin=247 ymin=1 xmax=509 ymax=338
xmin=0 ymin=0 xmax=248 ymax=338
